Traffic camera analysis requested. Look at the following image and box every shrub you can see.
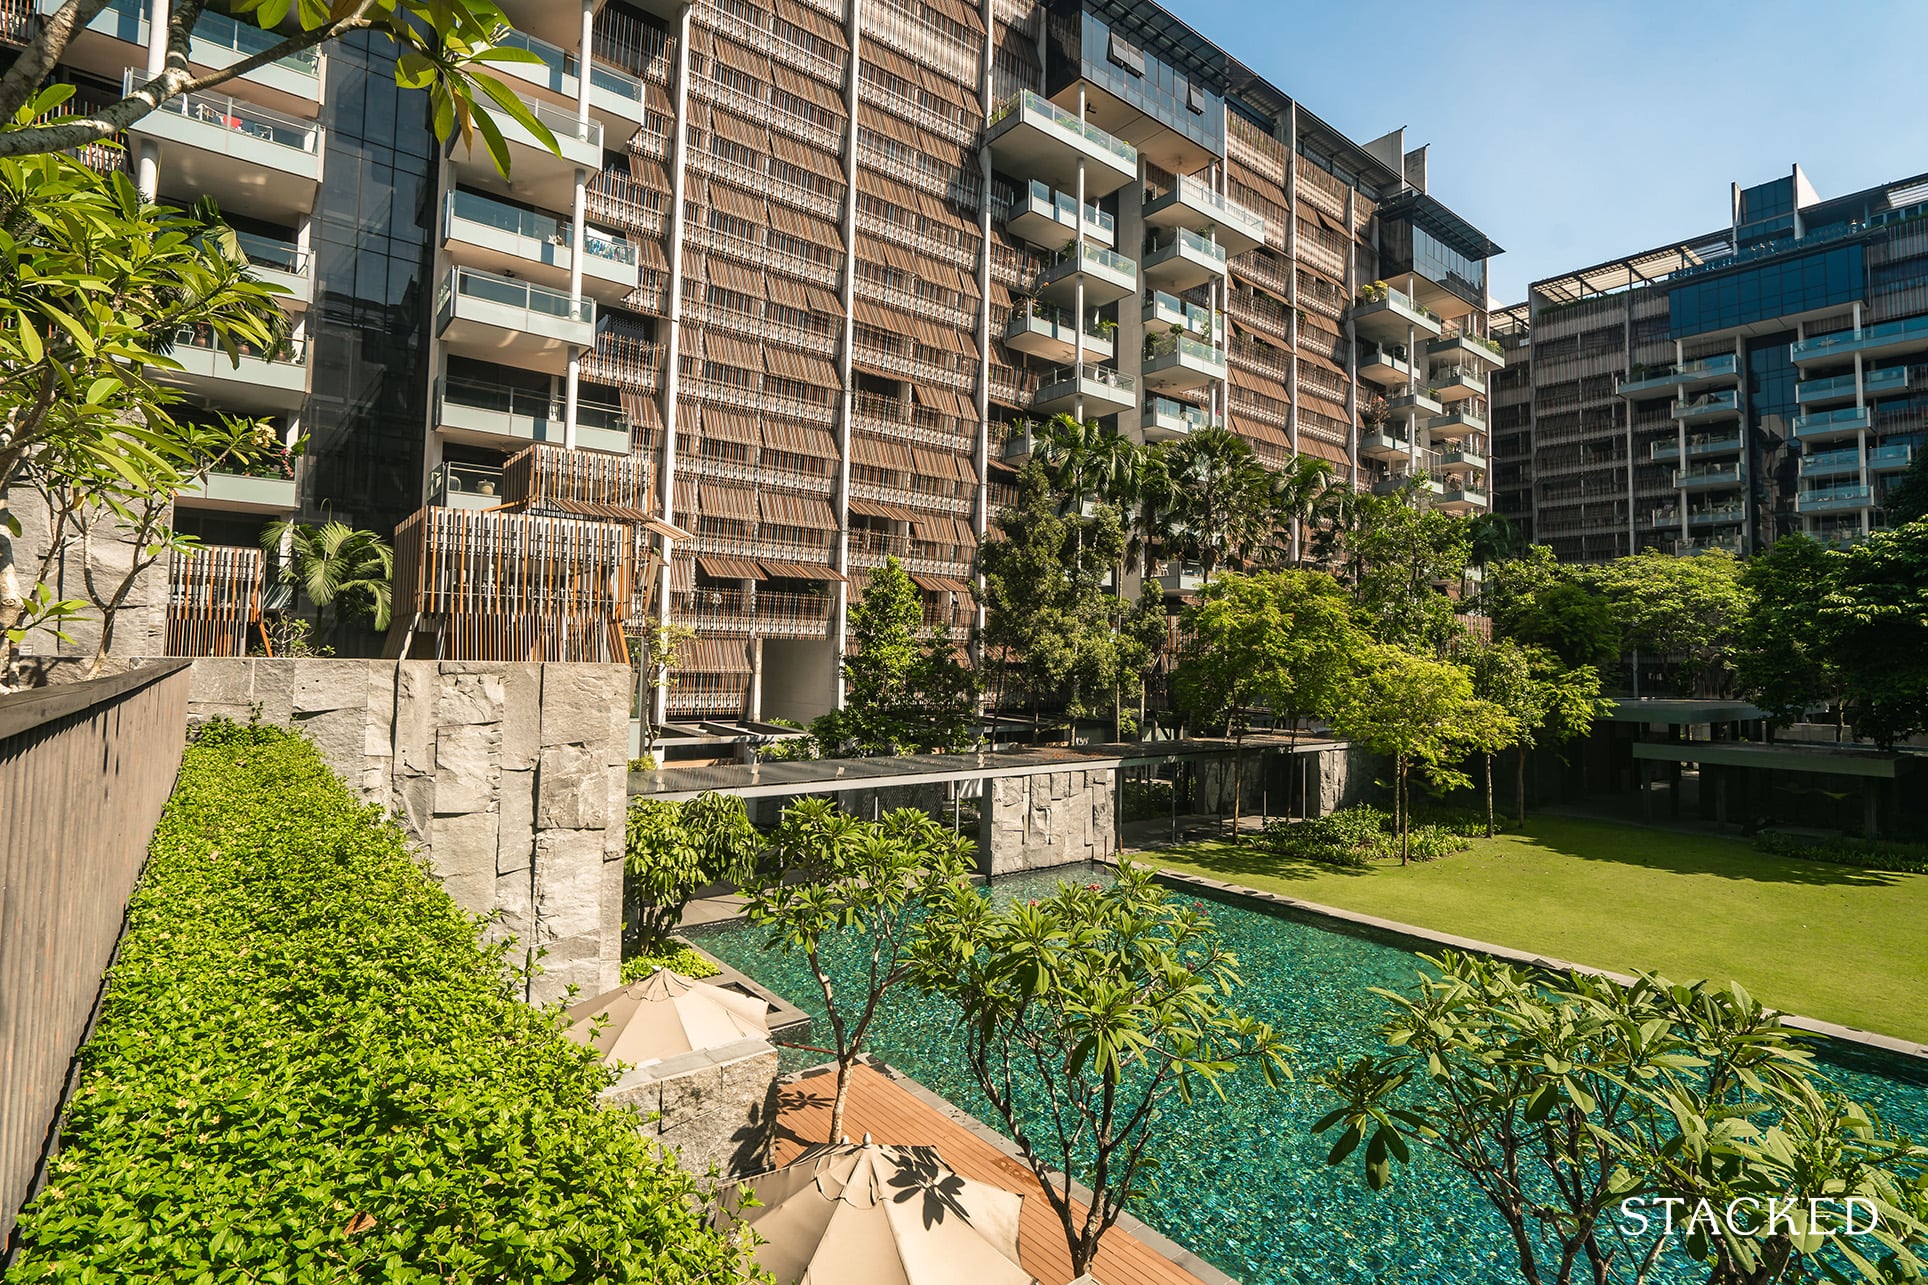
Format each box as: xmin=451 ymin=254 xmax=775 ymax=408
xmin=1753 ymin=830 xmax=1928 ymax=874
xmin=621 ymin=944 xmax=722 ymax=982
xmin=1121 ymin=775 xmax=1174 ymax=823
xmin=1259 ymin=805 xmax=1394 ymax=868
xmin=1406 ymin=824 xmax=1473 ymax=863
xmin=10 ymin=720 xmax=759 ymax=1284
xmin=1408 ymin=804 xmax=1507 ymax=837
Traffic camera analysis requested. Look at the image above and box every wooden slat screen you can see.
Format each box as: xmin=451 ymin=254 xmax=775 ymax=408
xmin=165 ymin=545 xmax=262 ymax=657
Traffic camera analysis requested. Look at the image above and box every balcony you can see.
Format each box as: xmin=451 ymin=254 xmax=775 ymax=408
xmin=1000 ymin=422 xmax=1040 ymax=464
xmin=1141 ymin=396 xmax=1217 ymax=442
xmin=985 ymin=91 xmax=1138 ymax=197
xmin=236 ymin=231 xmax=311 ymax=310
xmin=491 ymin=30 xmax=648 ymax=131
xmin=1434 ymin=484 xmax=1487 ymax=514
xmin=756 ymin=591 xmax=834 ymax=639
xmin=1037 ymin=242 xmax=1137 ymax=308
xmin=1142 ymin=175 xmax=1265 ymax=257
xmin=1359 ymin=430 xmax=1414 ymax=460
xmin=164 ymin=328 xmax=308 ymax=413
xmin=1795 ymin=484 xmax=1874 ymax=514
xmin=1687 ymin=504 xmax=1745 ymax=528
xmin=1141 ymin=333 xmax=1226 ymax=392
xmin=1373 ymin=471 xmax=1442 ymax=497
xmin=1438 ymin=446 xmax=1487 ymax=471
xmin=1671 ymin=389 xmax=1740 ymax=422
xmin=1675 ymin=534 xmax=1744 ymax=555
xmin=1351 ymin=284 xmax=1444 ymax=345
xmin=1871 ymin=443 xmax=1917 ymax=472
xmin=1387 ymin=388 xmax=1444 ymax=419
xmin=434 ymin=377 xmax=630 ymax=456
xmin=1795 ymin=366 xmax=1909 ymax=407
xmin=1431 ymin=364 xmax=1486 ymax=403
xmin=1006 ymin=179 xmax=1114 ymax=250
xmin=443 ymin=190 xmax=639 ymax=302
xmin=1790 ymin=314 xmax=1928 ymax=367
xmin=1651 ymin=430 xmax=1742 ymax=462
xmin=1428 ymin=330 xmax=1506 ymax=371
xmin=1428 ymin=411 xmax=1487 ymax=448
xmin=1799 ymin=448 xmax=1862 ymax=480
xmin=1003 ymin=303 xmax=1113 ymax=363
xmin=1357 ymin=344 xmax=1413 ymax=388
xmin=1143 ymin=291 xmax=1220 ymax=343
xmin=428 ymin=461 xmax=507 ymax=511
xmin=1674 ymin=462 xmax=1744 ymax=491
xmin=1615 ymin=353 xmax=1737 ymax=399
xmin=453 ymin=97 xmax=604 ymax=201
xmin=435 ymin=267 xmax=595 ymax=375
xmin=1142 ymin=227 xmax=1226 ymax=292
xmin=1791 ymin=406 xmax=1871 ymax=442
xmin=1153 ymin=564 xmax=1204 ymax=595
xmin=57 ymin=4 xmax=320 ymax=112
xmin=1033 ymin=363 xmax=1137 ymax=417
xmin=123 ymin=74 xmax=320 ymax=221
xmin=175 ymin=462 xmax=300 ymax=514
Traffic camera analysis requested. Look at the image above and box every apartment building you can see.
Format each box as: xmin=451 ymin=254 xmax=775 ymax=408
xmin=6 ymin=0 xmax=1502 ymax=730
xmin=1495 ymin=165 xmax=1928 ymax=563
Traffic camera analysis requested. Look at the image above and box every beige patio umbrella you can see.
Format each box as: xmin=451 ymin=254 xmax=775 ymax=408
xmin=721 ymin=1139 xmax=1036 ymax=1285
xmin=564 ymin=966 xmax=769 ymax=1065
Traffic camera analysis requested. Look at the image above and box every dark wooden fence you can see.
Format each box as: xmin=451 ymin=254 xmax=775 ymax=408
xmin=0 ymin=662 xmax=191 ymax=1253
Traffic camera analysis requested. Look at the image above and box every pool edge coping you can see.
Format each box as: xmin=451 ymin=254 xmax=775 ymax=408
xmin=1117 ymin=857 xmax=1928 ymax=1065
xmin=783 ymin=1057 xmax=1244 ymax=1285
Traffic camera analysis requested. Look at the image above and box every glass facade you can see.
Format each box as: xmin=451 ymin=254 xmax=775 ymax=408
xmin=300 ymin=29 xmax=439 ymax=543
xmin=1669 ymin=244 xmax=1864 ymax=337
xmin=1736 ymin=175 xmax=1796 ymax=244
xmin=1048 ymin=5 xmax=1223 ymax=159
xmin=1379 ymin=219 xmax=1487 ymax=308
xmin=1746 ymin=332 xmax=1799 ymax=539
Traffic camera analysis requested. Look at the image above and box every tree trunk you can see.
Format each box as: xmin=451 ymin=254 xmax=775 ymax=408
xmin=1230 ymin=737 xmax=1243 ymax=840
xmin=1516 ymin=748 xmax=1528 ymax=825
xmin=1484 ymin=751 xmax=1494 ymax=837
xmin=1398 ymin=757 xmax=1410 ymax=865
xmin=829 ymin=1056 xmax=851 ymax=1146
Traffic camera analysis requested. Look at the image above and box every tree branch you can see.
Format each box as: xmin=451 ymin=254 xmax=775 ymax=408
xmin=0 ymin=0 xmax=116 ymax=123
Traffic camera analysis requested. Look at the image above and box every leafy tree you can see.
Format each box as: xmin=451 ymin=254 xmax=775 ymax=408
xmin=1348 ymin=488 xmax=1472 ymax=655
xmin=622 ymin=792 xmax=759 ymax=952
xmin=0 ymin=1 xmax=552 ymax=170
xmin=811 ymin=556 xmax=976 ymax=756
xmin=1818 ymin=523 xmax=1928 ymax=749
xmin=1461 ymin=637 xmax=1608 ymax=831
xmin=1259 ymin=452 xmax=1336 ymax=565
xmin=261 ymin=519 xmax=394 ymax=638
xmin=0 ymin=130 xmax=285 ymax=657
xmin=1883 ymin=448 xmax=1928 ymax=524
xmin=980 ymin=462 xmax=1131 ymax=743
xmin=1483 ymin=545 xmax=1621 ymax=669
xmin=1466 ymin=511 xmax=1528 ymax=568
xmin=1330 ymin=642 xmax=1513 ymax=862
xmin=742 ymin=799 xmax=971 ymax=1145
xmin=1737 ymin=534 xmax=1845 ymax=735
xmin=912 ymin=863 xmax=1290 ymax=1279
xmin=1318 ymin=952 xmax=1928 ymax=1285
xmin=630 ymin=617 xmax=693 ymax=766
xmin=1589 ymin=550 xmax=1750 ymax=697
xmin=1145 ymin=425 xmax=1270 ymax=582
xmin=1174 ymin=570 xmax=1370 ymax=831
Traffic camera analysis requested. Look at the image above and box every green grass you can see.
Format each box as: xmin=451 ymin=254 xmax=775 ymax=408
xmin=1141 ymin=815 xmax=1928 ymax=1044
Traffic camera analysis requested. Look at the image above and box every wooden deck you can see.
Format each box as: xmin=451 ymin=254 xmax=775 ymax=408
xmin=769 ymin=1063 xmax=1216 ymax=1285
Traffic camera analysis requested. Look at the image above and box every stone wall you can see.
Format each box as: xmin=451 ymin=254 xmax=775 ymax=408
xmin=4 ymin=489 xmax=168 ymax=682
xmin=978 ymin=769 xmax=1115 ymax=875
xmin=600 ymin=1037 xmax=780 ymax=1178
xmin=182 ymin=657 xmax=630 ymax=1003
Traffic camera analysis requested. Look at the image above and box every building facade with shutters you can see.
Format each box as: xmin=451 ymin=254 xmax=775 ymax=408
xmin=1493 ymin=164 xmax=1928 ymax=563
xmin=7 ymin=0 xmax=1502 ymax=729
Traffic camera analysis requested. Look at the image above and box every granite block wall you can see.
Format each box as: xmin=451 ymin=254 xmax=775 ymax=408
xmin=978 ymin=768 xmax=1115 ymax=875
xmin=181 ymin=658 xmax=630 ymax=1003
xmin=600 ymin=1037 xmax=780 ymax=1178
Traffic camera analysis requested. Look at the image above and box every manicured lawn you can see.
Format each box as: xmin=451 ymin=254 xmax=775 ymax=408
xmin=1139 ymin=815 xmax=1928 ymax=1044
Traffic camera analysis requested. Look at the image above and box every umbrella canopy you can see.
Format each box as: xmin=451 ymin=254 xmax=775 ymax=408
xmin=565 ymin=966 xmax=769 ymax=1065
xmin=723 ymin=1140 xmax=1036 ymax=1285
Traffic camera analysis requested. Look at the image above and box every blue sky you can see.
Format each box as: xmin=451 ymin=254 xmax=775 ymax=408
xmin=1178 ymin=0 xmax=1928 ymax=303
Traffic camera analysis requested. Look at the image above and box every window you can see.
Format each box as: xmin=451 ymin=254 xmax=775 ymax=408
xmin=1669 ymin=245 xmax=1864 ymax=337
xmin=1107 ymin=31 xmax=1144 ymax=76
xmin=1187 ymin=82 xmax=1206 ymax=114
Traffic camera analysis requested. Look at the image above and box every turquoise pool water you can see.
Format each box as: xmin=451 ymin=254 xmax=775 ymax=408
xmin=687 ymin=866 xmax=1928 ymax=1285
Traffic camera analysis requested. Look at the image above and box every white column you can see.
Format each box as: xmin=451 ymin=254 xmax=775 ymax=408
xmin=1072 ymin=86 xmax=1088 ymax=424
xmin=826 ymin=0 xmax=863 ymax=713
xmin=652 ymin=1 xmax=696 ymax=730
xmin=135 ymin=0 xmax=169 ymax=198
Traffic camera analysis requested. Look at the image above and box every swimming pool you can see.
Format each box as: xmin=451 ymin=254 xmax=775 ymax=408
xmin=687 ymin=865 xmax=1928 ymax=1284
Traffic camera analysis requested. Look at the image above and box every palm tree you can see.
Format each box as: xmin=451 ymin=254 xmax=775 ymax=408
xmin=1263 ymin=453 xmax=1336 ymax=566
xmin=1466 ymin=512 xmax=1526 ymax=568
xmin=262 ymin=519 xmax=395 ymax=638
xmin=1158 ymin=426 xmax=1268 ymax=583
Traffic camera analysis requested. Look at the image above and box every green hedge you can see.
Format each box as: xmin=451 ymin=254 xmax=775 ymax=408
xmin=11 ymin=721 xmax=759 ymax=1284
xmin=1754 ymin=829 xmax=1928 ymax=874
xmin=621 ymin=944 xmax=721 ymax=982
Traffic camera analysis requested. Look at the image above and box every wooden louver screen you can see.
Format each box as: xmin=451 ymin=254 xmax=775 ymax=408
xmin=165 ymin=545 xmax=263 ymax=657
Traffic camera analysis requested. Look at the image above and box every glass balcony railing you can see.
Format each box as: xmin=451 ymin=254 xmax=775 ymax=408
xmin=1009 ymin=300 xmax=1109 ymax=344
xmin=1144 ymin=397 xmax=1217 ymax=431
xmin=1791 ymin=406 xmax=1871 ymax=436
xmin=1078 ymin=242 xmax=1135 ymax=275
xmin=233 ymin=229 xmax=306 ymax=274
xmin=1354 ymin=283 xmax=1443 ymax=325
xmin=1871 ymin=443 xmax=1917 ymax=471
xmin=173 ymin=326 xmax=305 ymax=365
xmin=1144 ymin=290 xmax=1217 ymax=337
xmin=192 ymin=8 xmax=320 ymax=73
xmin=429 ymin=461 xmax=506 ymax=506
xmin=1041 ymin=363 xmax=1137 ymax=396
xmin=523 ymin=97 xmax=603 ymax=148
xmin=1022 ymin=179 xmax=1112 ymax=235
xmin=442 ymin=375 xmax=553 ymax=420
xmin=128 ymin=71 xmax=319 ymax=152
xmin=1687 ymin=505 xmax=1744 ymax=526
xmin=1797 ymin=485 xmax=1874 ymax=512
xmin=1800 ymin=448 xmax=1862 ymax=477
xmin=1170 ymin=175 xmax=1264 ymax=238
xmin=1675 ymin=463 xmax=1743 ymax=487
xmin=1672 ymin=390 xmax=1739 ymax=417
xmin=1149 ymin=226 xmax=1228 ymax=266
xmin=1619 ymin=353 xmax=1737 ymax=393
xmin=1146 ymin=333 xmax=1225 ymax=365
xmin=445 ymin=190 xmax=637 ymax=266
xmin=1790 ymin=313 xmax=1928 ymax=361
xmin=444 ymin=266 xmax=593 ymax=323
xmin=990 ymin=90 xmax=1137 ymax=169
